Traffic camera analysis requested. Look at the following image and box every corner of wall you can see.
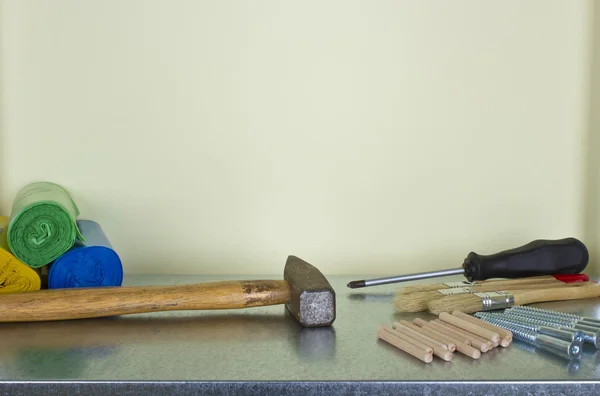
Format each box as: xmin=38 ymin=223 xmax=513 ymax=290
xmin=582 ymin=0 xmax=600 ymax=277
xmin=0 ymin=2 xmax=4 ymax=215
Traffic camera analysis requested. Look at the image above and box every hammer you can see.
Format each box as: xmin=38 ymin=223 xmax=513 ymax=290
xmin=0 ymin=255 xmax=336 ymax=327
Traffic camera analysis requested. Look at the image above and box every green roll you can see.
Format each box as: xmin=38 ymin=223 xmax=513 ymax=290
xmin=7 ymin=182 xmax=84 ymax=268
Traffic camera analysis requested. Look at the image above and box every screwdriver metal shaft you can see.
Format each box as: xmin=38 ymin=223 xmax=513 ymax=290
xmin=347 ymin=268 xmax=464 ymax=288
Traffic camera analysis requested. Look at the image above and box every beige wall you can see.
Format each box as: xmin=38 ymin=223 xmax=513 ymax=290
xmin=0 ymin=1 xmax=595 ymax=276
xmin=582 ymin=0 xmax=600 ymax=276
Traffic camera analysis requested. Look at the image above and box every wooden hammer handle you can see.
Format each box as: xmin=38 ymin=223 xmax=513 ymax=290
xmin=0 ymin=280 xmax=291 ymax=322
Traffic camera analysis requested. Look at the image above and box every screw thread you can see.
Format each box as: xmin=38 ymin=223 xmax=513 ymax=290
xmin=502 ymin=310 xmax=575 ymax=327
xmin=475 ymin=313 xmax=537 ymax=343
xmin=490 ymin=314 xmax=563 ymax=331
xmin=508 ymin=306 xmax=580 ymax=320
xmin=475 ymin=312 xmax=539 ymax=331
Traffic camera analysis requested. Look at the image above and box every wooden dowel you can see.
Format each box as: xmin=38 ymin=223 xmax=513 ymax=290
xmin=439 ymin=312 xmax=500 ymax=343
xmin=427 ymin=321 xmax=472 ymax=346
xmin=411 ymin=320 xmax=456 ymax=352
xmin=382 ymin=326 xmax=433 ymax=354
xmin=452 ymin=310 xmax=513 ymax=343
xmin=377 ymin=326 xmax=433 ymax=363
xmin=435 ymin=319 xmax=493 ymax=347
xmin=392 ymin=320 xmax=448 ymax=350
xmin=393 ymin=321 xmax=448 ymax=351
xmin=433 ymin=320 xmax=490 ymax=352
xmin=418 ymin=322 xmax=481 ymax=360
xmin=452 ymin=310 xmax=513 ymax=337
xmin=393 ymin=322 xmax=453 ymax=361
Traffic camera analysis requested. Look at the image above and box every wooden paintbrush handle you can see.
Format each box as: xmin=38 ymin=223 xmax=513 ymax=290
xmin=479 ymin=281 xmax=587 ymax=293
xmin=0 ymin=280 xmax=291 ymax=322
xmin=481 ymin=275 xmax=557 ymax=283
xmin=475 ymin=276 xmax=558 ymax=288
xmin=513 ymin=284 xmax=600 ymax=306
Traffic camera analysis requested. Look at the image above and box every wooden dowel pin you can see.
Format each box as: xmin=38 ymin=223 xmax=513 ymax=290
xmin=382 ymin=326 xmax=433 ymax=355
xmin=377 ymin=325 xmax=433 ymax=363
xmin=392 ymin=322 xmax=453 ymax=361
xmin=451 ymin=311 xmax=512 ymax=347
xmin=378 ymin=308 xmax=516 ymax=363
xmin=394 ymin=320 xmax=449 ymax=351
xmin=411 ymin=320 xmax=457 ymax=352
xmin=427 ymin=320 xmax=472 ymax=346
xmin=414 ymin=318 xmax=480 ymax=359
xmin=433 ymin=320 xmax=491 ymax=352
xmin=439 ymin=312 xmax=500 ymax=343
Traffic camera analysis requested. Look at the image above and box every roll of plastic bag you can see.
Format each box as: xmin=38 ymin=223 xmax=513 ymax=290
xmin=6 ymin=182 xmax=83 ymax=268
xmin=0 ymin=216 xmax=41 ymax=293
xmin=48 ymin=220 xmax=123 ymax=289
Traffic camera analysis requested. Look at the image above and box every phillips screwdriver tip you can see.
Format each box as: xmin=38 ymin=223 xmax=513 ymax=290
xmin=347 ymin=280 xmax=366 ymax=289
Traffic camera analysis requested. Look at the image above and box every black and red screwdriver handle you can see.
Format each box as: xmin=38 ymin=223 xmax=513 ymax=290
xmin=462 ymin=237 xmax=589 ymax=281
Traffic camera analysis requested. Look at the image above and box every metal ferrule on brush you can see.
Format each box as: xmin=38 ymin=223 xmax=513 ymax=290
xmin=443 ymin=281 xmax=476 ymax=288
xmin=474 ymin=291 xmax=515 ymax=311
xmin=439 ymin=287 xmax=473 ymax=295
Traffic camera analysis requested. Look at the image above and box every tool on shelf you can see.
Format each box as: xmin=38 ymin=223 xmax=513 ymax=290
xmin=507 ymin=305 xmax=600 ymax=326
xmin=475 ymin=313 xmax=582 ymax=360
xmin=382 ymin=309 xmax=596 ymax=365
xmin=452 ymin=310 xmax=513 ymax=347
xmin=475 ymin=313 xmax=585 ymax=344
xmin=393 ymin=275 xmax=590 ymax=313
xmin=377 ymin=311 xmax=513 ymax=363
xmin=0 ymin=255 xmax=336 ymax=328
xmin=348 ymin=237 xmax=588 ymax=288
xmin=427 ymin=283 xmax=600 ymax=314
xmin=496 ymin=307 xmax=600 ymax=348
xmin=396 ymin=273 xmax=590 ymax=295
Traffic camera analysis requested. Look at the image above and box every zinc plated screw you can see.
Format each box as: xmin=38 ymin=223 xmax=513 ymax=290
xmin=475 ymin=313 xmax=582 ymax=360
xmin=475 ymin=312 xmax=584 ymax=343
xmin=503 ymin=310 xmax=600 ymax=337
xmin=504 ymin=310 xmax=600 ymax=331
xmin=505 ymin=308 xmax=600 ymax=330
xmin=508 ymin=306 xmax=600 ymax=326
xmin=499 ymin=310 xmax=600 ymax=348
xmin=502 ymin=310 xmax=578 ymax=327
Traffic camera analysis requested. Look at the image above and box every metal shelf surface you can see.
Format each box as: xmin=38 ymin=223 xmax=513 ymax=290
xmin=0 ymin=274 xmax=599 ymax=395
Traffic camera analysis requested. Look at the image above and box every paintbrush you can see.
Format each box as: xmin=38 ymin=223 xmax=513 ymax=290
xmin=397 ymin=274 xmax=587 ymax=294
xmin=426 ymin=283 xmax=600 ymax=315
xmin=394 ymin=280 xmax=589 ymax=313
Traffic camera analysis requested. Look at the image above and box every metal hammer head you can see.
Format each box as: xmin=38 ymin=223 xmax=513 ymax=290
xmin=283 ymin=255 xmax=336 ymax=327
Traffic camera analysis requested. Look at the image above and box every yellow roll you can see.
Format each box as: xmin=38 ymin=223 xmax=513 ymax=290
xmin=0 ymin=215 xmax=11 ymax=251
xmin=0 ymin=216 xmax=41 ymax=293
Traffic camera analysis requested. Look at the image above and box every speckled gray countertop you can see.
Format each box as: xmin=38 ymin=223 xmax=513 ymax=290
xmin=0 ymin=273 xmax=599 ymax=395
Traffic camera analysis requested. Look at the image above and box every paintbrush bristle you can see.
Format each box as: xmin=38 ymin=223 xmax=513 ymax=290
xmin=394 ymin=290 xmax=443 ymax=312
xmin=427 ymin=294 xmax=483 ymax=315
xmin=397 ymin=283 xmax=448 ymax=294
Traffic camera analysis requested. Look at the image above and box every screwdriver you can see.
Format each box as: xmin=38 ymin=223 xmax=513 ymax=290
xmin=347 ymin=237 xmax=589 ymax=288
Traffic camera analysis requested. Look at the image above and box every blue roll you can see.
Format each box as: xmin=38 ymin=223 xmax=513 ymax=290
xmin=48 ymin=220 xmax=123 ymax=289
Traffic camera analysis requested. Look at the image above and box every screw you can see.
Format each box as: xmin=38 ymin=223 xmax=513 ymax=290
xmin=477 ymin=313 xmax=584 ymax=343
xmin=497 ymin=310 xmax=600 ymax=348
xmin=475 ymin=313 xmax=582 ymax=360
xmin=509 ymin=306 xmax=600 ymax=326
xmin=502 ymin=310 xmax=577 ymax=327
xmin=474 ymin=313 xmax=535 ymax=341
xmin=503 ymin=308 xmax=578 ymax=324
xmin=504 ymin=309 xmax=600 ymax=333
